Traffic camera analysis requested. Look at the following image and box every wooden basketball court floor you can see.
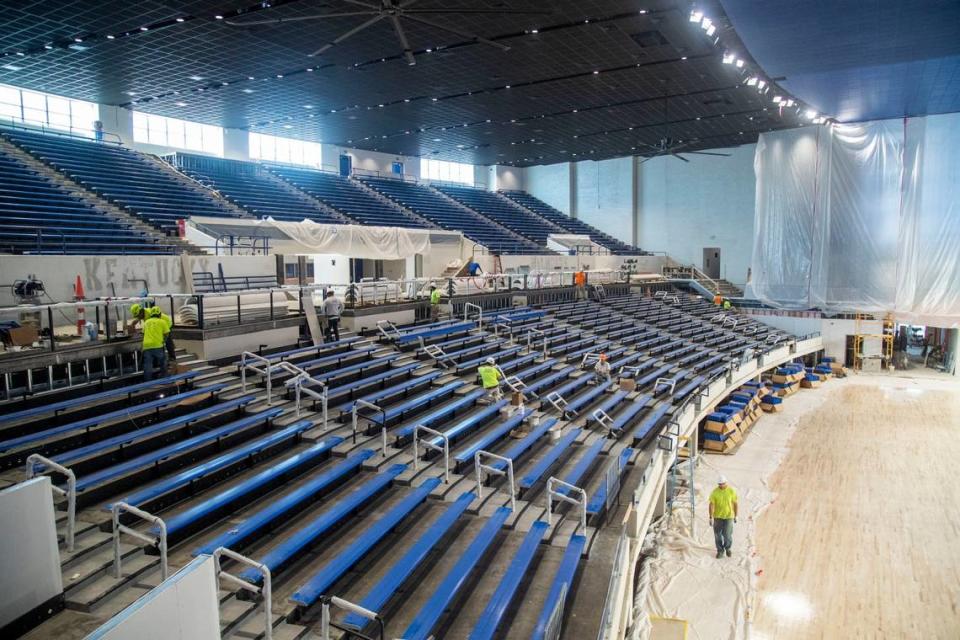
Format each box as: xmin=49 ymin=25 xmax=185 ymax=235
xmin=644 ymin=373 xmax=960 ymax=640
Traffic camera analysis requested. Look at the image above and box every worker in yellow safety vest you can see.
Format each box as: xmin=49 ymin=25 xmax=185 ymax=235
xmin=429 ymin=285 xmax=442 ymax=321
xmin=709 ymin=475 xmax=738 ymax=558
xmin=477 ymin=357 xmax=503 ymax=402
xmin=723 ymin=299 xmax=733 ymax=311
xmin=141 ymin=306 xmax=170 ymax=381
xmin=131 ymin=302 xmax=177 ymax=372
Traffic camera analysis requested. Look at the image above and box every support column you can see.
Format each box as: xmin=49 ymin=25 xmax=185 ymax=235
xmin=569 ymin=161 xmax=578 ymax=219
xmin=632 ymin=155 xmax=641 ymax=247
xmin=98 ymin=105 xmax=133 ymax=145
xmin=223 ymin=128 xmax=250 ymax=161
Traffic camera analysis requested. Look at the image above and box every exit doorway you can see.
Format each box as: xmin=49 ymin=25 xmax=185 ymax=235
xmin=702 ymin=247 xmax=721 ymax=279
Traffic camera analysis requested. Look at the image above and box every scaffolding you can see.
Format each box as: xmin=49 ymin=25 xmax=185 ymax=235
xmin=666 ymin=434 xmax=696 ymax=535
xmin=853 ymin=313 xmax=894 ymax=370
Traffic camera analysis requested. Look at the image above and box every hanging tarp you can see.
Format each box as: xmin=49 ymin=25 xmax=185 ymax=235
xmin=749 ymin=115 xmax=960 ymax=327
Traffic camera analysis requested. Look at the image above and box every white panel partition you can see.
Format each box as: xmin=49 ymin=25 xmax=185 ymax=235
xmin=0 ymin=477 xmax=63 ymax=631
xmin=85 ymin=556 xmax=220 ymax=640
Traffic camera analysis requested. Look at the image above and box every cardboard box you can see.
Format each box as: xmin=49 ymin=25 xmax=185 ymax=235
xmin=704 ymin=438 xmax=736 ymax=453
xmin=511 ymin=391 xmax=525 ymax=406
xmin=6 ymin=326 xmax=39 ymax=346
xmin=619 ymin=378 xmax=637 ymax=392
xmin=801 ymin=378 xmax=822 ymax=389
xmin=761 ymin=402 xmax=783 ymax=413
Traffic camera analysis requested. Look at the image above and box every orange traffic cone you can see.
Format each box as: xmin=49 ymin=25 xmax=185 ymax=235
xmin=75 ymin=275 xmax=85 ymax=336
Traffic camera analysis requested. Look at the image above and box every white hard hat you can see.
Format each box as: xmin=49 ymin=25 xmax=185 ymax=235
xmin=485 ymin=357 xmax=496 ymax=365
xmin=718 ymin=475 xmax=728 ymax=485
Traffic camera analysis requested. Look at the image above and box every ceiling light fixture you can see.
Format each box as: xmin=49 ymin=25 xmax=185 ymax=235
xmin=735 ymin=59 xmax=745 ymax=68
xmin=106 ymin=34 xmax=115 ymax=40
xmin=722 ymin=52 xmax=734 ymax=64
xmin=176 ymin=17 xmax=185 ymax=23
xmin=689 ymin=10 xmax=703 ymax=23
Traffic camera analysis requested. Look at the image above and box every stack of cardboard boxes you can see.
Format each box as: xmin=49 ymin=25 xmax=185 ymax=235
xmin=770 ymin=363 xmax=805 ymax=397
xmin=702 ymin=383 xmax=765 ymax=453
xmin=819 ymin=356 xmax=848 ymax=377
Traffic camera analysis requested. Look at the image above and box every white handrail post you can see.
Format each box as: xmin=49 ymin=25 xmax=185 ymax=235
xmin=352 ymin=399 xmax=383 ymax=447
xmin=546 ymin=477 xmax=588 ymax=532
xmin=111 ymin=502 xmax=168 ymax=580
xmin=212 ymin=547 xmax=272 ymax=640
xmin=474 ymin=450 xmax=516 ymax=512
xmin=25 ymin=454 xmax=76 ymax=552
xmin=413 ymin=425 xmax=450 ymax=483
xmin=320 ymin=596 xmax=383 ymax=640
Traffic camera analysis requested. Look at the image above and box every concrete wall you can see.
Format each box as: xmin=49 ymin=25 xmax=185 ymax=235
xmin=526 ymin=162 xmax=573 ymax=214
xmin=638 ymin=144 xmax=756 ymax=285
xmin=325 ymin=145 xmax=420 ymax=179
xmin=494 ymin=165 xmax=526 ymax=191
xmin=576 ymin=157 xmax=636 ymax=245
xmin=0 ymin=254 xmax=277 ymax=305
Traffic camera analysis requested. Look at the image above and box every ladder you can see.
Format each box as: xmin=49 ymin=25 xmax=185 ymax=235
xmin=493 ymin=254 xmax=503 ymax=275
xmin=667 ymin=435 xmax=695 ymax=535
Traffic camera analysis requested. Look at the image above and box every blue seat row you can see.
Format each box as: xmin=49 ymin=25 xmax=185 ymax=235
xmin=338 ymin=371 xmax=442 ymax=413
xmin=435 ymin=184 xmax=560 ymax=247
xmin=401 ymin=506 xmax=513 ymax=640
xmin=631 ymin=403 xmax=672 ymax=446
xmin=469 ymin=520 xmax=550 ymax=640
xmin=363 ymin=380 xmax=465 ymax=428
xmin=3 ymin=128 xmax=240 ymax=234
xmin=108 ymin=417 xmax=315 ymax=513
xmin=393 ymin=389 xmax=486 ymax=443
xmin=49 ymin=395 xmax=254 ymax=471
xmin=194 ymin=449 xmax=375 ymax=555
xmin=393 ymin=320 xmax=476 ymax=346
xmin=290 ymin=475 xmax=442 ymax=607
xmin=523 ymin=366 xmax=577 ymax=397
xmin=454 ymin=408 xmax=533 ymax=470
xmin=455 ymin=346 xmax=523 ymax=374
xmin=519 ymin=428 xmax=582 ymax=491
xmin=563 ymin=384 xmax=610 ymax=419
xmin=359 ymin=176 xmax=545 ymax=255
xmin=341 ymin=491 xmax=476 ymax=630
xmin=267 ymin=164 xmax=426 ymax=228
xmin=0 ymin=384 xmax=228 ymax=468
xmin=71 ymin=407 xmax=284 ymax=507
xmin=487 ymin=418 xmax=559 ymax=472
xmin=237 ymin=463 xmax=408 ymax=583
xmin=530 ymin=534 xmax=587 ymax=640
xmin=324 ymin=363 xmax=421 ymax=407
xmin=557 ymin=439 xmax=605 ymax=497
xmin=501 ymin=190 xmax=646 ymax=255
xmin=586 ymin=447 xmax=634 ymax=517
xmin=0 ymin=371 xmax=196 ymax=427
xmin=161 ymin=434 xmax=345 ymax=543
xmin=422 ymin=400 xmax=508 ymax=449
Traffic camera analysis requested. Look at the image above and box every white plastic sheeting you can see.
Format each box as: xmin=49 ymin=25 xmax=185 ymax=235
xmin=266 ymin=218 xmax=433 ymax=259
xmin=749 ymin=115 xmax=960 ymax=326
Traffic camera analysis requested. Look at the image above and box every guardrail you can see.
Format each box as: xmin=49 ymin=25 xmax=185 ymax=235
xmin=112 ymin=502 xmax=168 ymax=580
xmin=25 ymin=454 xmax=76 ymax=552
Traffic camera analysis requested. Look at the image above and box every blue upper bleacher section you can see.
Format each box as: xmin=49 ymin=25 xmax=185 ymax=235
xmin=2 ymin=127 xmax=239 ymax=234
xmin=0 ymin=145 xmax=174 ymax=254
xmin=501 ymin=190 xmax=647 ymax=255
xmin=432 ymin=183 xmax=560 ymax=246
xmin=173 ymin=155 xmax=342 ymax=224
xmin=358 ymin=176 xmax=547 ymax=254
xmin=266 ymin=164 xmax=427 ymax=228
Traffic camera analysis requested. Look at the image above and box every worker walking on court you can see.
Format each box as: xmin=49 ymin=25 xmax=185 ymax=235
xmin=323 ymin=290 xmax=343 ymax=343
xmin=708 ymin=476 xmax=738 ymax=558
xmin=574 ymin=269 xmax=587 ymax=300
xmin=595 ymin=353 xmax=612 ymax=381
xmin=141 ymin=307 xmax=170 ymax=381
xmin=429 ymin=285 xmax=442 ymax=322
xmin=477 ymin=357 xmax=503 ymax=402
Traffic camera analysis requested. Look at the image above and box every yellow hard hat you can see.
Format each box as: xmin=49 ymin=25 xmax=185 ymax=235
xmin=130 ymin=303 xmax=142 ymax=316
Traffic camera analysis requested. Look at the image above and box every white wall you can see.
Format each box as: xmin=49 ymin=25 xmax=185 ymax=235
xmin=576 ymin=157 xmax=636 ymax=245
xmin=526 ymin=162 xmax=573 ymax=214
xmin=495 ymin=165 xmax=526 ymax=191
xmin=0 ymin=478 xmax=63 ymax=629
xmin=326 ymin=145 xmax=420 ymax=178
xmin=638 ymin=144 xmax=756 ymax=285
xmin=86 ymin=556 xmax=220 ymax=640
xmin=222 ymin=128 xmax=250 ymax=161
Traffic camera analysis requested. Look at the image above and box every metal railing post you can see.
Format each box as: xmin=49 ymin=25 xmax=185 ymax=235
xmin=413 ymin=425 xmax=450 ymax=483
xmin=474 ymin=450 xmax=516 ymax=512
xmin=112 ymin=502 xmax=168 ymax=580
xmin=546 ymin=477 xmax=587 ymax=532
xmin=212 ymin=547 xmax=272 ymax=640
xmin=352 ymin=400 xmax=385 ymax=454
xmin=320 ymin=595 xmax=384 ymax=640
xmin=25 ymin=454 xmax=76 ymax=552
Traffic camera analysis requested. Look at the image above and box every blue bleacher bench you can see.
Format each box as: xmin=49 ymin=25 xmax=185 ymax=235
xmin=530 ymin=534 xmax=587 ymax=640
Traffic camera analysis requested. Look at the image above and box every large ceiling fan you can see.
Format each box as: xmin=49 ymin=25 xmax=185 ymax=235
xmin=639 ymin=80 xmax=731 ymax=163
xmin=226 ymin=0 xmax=552 ymax=65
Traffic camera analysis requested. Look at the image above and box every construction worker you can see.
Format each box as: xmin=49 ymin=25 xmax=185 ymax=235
xmin=723 ymin=298 xmax=733 ymax=311
xmin=574 ymin=270 xmax=587 ymax=300
xmin=429 ymin=285 xmax=442 ymax=322
xmin=141 ymin=307 xmax=169 ymax=381
xmin=323 ymin=290 xmax=343 ymax=342
xmin=708 ymin=475 xmax=739 ymax=558
xmin=477 ymin=357 xmax=503 ymax=402
xmin=594 ymin=353 xmax=612 ymax=381
xmin=467 ymin=260 xmax=483 ymax=277
xmin=131 ymin=303 xmax=177 ymax=371
xmin=714 ymin=291 xmax=723 ymax=306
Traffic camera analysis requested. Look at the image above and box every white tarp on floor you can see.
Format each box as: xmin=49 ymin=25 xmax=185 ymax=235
xmin=748 ymin=113 xmax=960 ymax=326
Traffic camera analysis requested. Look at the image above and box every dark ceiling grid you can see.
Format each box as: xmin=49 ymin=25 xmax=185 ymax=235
xmin=0 ymin=0 xmax=808 ymax=166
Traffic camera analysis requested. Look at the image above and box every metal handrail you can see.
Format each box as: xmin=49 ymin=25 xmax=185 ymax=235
xmin=320 ymin=595 xmax=384 ymax=640
xmin=546 ymin=477 xmax=587 ymax=532
xmin=25 ymin=454 xmax=76 ymax=552
xmin=475 ymin=450 xmax=516 ymax=512
xmin=112 ymin=502 xmax=168 ymax=580
xmin=413 ymin=425 xmax=450 ymax=483
xmin=353 ymin=400 xmax=388 ymax=457
xmin=213 ymin=547 xmax=272 ymax=640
